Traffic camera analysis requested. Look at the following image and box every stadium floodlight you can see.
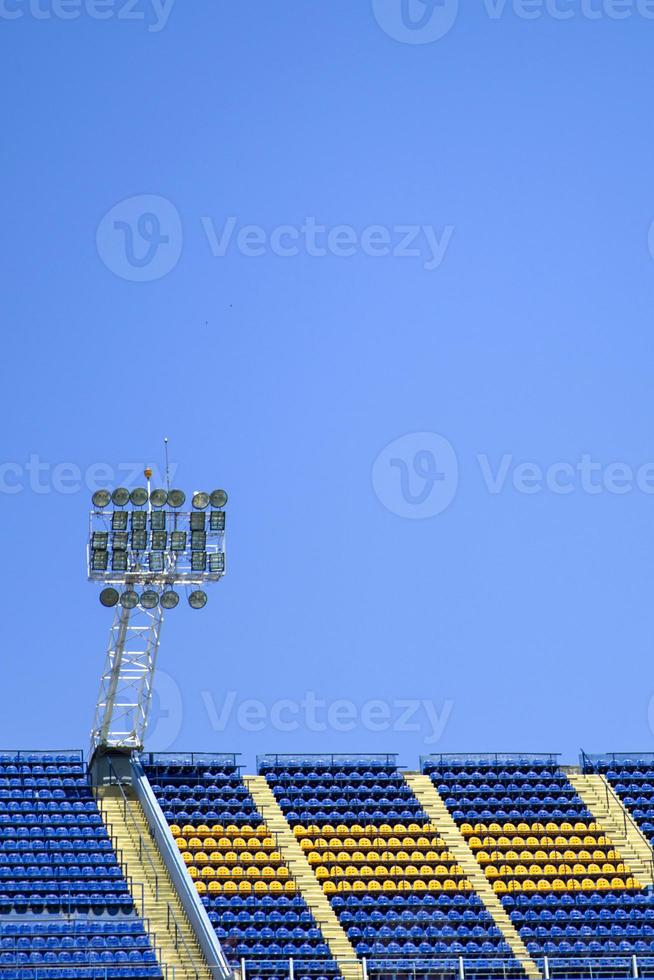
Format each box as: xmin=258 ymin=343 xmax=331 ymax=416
xmin=92 ymin=551 xmax=109 ymax=571
xmin=112 ymin=551 xmax=128 ymax=572
xmin=149 ymin=552 xmax=164 ymax=573
xmin=112 ymin=511 xmax=128 ymax=531
xmin=131 ymin=511 xmax=147 ymax=531
xmin=170 ymin=531 xmax=186 ymax=552
xmin=150 ymin=511 xmax=166 ymax=530
xmin=99 ymin=587 xmax=120 ymax=607
xmin=131 ymin=530 xmax=147 ymax=551
xmin=160 ymin=590 xmax=179 ymax=609
xmin=210 ymin=489 xmax=228 ymax=508
xmin=210 ymin=511 xmax=226 ymax=532
xmin=112 ymin=531 xmax=128 ymax=551
xmin=188 ymin=590 xmax=208 ymax=609
xmin=191 ymin=551 xmax=206 ymax=572
xmin=190 ymin=511 xmax=205 ymax=531
xmin=151 ymin=530 xmax=167 ymax=551
xmin=150 ymin=488 xmax=168 ymax=508
xmin=191 ymin=530 xmax=206 ymax=551
xmin=130 ymin=488 xmax=149 ymax=507
xmin=120 ymin=590 xmax=139 ymax=610
xmin=209 ymin=553 xmax=225 ymax=574
xmin=89 ymin=470 xmax=228 ymax=762
xmin=111 ymin=488 xmax=130 ymax=507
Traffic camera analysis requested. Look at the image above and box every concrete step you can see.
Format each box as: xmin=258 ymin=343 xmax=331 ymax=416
xmin=243 ymin=776 xmax=362 ymax=980
xmin=404 ymin=774 xmax=542 ymax=980
xmin=567 ymin=774 xmax=654 ymax=888
xmin=97 ymin=790 xmax=213 ymax=980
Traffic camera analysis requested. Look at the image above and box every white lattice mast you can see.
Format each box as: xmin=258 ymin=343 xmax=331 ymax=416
xmin=88 ymin=464 xmax=227 ymax=762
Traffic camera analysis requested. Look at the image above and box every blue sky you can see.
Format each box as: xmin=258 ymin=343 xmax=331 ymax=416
xmin=2 ymin=0 xmax=654 ymax=769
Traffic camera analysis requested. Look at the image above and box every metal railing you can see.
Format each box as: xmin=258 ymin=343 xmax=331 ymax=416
xmin=100 ymin=761 xmax=206 ymax=980
xmin=141 ymin=754 xmax=240 ymax=769
xmin=421 ymin=754 xmax=560 ymax=768
xmin=257 ymin=755 xmax=400 ymax=769
xmin=0 ymin=750 xmax=84 ymax=764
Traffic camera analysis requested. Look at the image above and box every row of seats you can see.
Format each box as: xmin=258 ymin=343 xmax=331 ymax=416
xmin=0 ymin=753 xmax=163 ymax=979
xmin=143 ymin=758 xmax=336 ymax=980
xmin=425 ymin=758 xmax=654 ymax=968
xmin=253 ymin=756 xmax=521 ymax=976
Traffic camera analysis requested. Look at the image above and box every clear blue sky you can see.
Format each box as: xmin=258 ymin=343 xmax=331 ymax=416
xmin=2 ymin=0 xmax=654 ymax=769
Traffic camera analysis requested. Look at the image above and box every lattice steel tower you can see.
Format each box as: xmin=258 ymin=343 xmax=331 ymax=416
xmin=87 ymin=470 xmax=227 ymax=762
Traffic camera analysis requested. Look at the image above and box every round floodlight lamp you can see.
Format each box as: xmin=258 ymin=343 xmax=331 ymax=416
xmin=168 ymin=489 xmax=186 ymax=508
xmin=111 ymin=488 xmax=130 ymax=507
xmin=160 ymin=590 xmax=180 ymax=609
xmin=140 ymin=590 xmax=159 ymax=609
xmin=188 ymin=590 xmax=208 ymax=610
xmin=150 ymin=488 xmax=168 ymax=508
xmin=92 ymin=489 xmax=111 ymax=509
xmin=120 ymin=590 xmax=139 ymax=610
xmin=99 ymin=587 xmax=120 ymax=608
xmin=210 ymin=489 xmax=228 ymax=508
xmin=192 ymin=491 xmax=210 ymax=510
xmin=130 ymin=487 xmax=149 ymax=507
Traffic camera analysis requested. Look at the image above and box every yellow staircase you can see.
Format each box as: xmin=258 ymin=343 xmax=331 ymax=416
xmin=567 ymin=772 xmax=654 ymax=887
xmin=97 ymin=787 xmax=214 ymax=980
xmin=404 ymin=773 xmax=542 ymax=980
xmin=243 ymin=776 xmax=363 ymax=980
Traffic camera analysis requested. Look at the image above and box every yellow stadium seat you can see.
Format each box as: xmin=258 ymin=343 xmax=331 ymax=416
xmin=323 ymin=881 xmax=336 ymax=894
xmin=208 ymin=881 xmax=222 ymax=894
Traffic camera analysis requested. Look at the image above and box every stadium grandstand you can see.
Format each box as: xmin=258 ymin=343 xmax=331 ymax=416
xmin=3 ymin=750 xmax=654 ymax=980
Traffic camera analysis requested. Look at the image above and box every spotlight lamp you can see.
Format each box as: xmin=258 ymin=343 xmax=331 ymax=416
xmin=140 ymin=590 xmax=159 ymax=609
xmin=150 ymin=488 xmax=168 ymax=508
xmin=130 ymin=487 xmax=149 ymax=507
xmin=210 ymin=489 xmax=228 ymax=508
xmin=168 ymin=489 xmax=186 ymax=508
xmin=188 ymin=589 xmax=208 ymax=609
xmin=192 ymin=491 xmax=209 ymax=510
xmin=92 ymin=490 xmax=111 ymax=509
xmin=120 ymin=590 xmax=139 ymax=610
xmin=99 ymin=587 xmax=120 ymax=607
xmin=111 ymin=488 xmax=130 ymax=507
xmin=160 ymin=590 xmax=180 ymax=609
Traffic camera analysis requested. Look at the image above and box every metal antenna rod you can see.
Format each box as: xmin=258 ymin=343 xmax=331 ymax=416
xmin=163 ymin=437 xmax=171 ymax=492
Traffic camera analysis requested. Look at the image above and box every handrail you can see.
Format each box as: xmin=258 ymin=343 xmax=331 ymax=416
xmin=100 ymin=760 xmax=205 ymax=980
xmin=598 ymin=774 xmax=654 ymax=882
xmin=132 ymin=756 xmax=232 ymax=979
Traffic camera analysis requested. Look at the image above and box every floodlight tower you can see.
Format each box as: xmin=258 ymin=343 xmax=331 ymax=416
xmin=87 ymin=471 xmax=227 ymax=769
